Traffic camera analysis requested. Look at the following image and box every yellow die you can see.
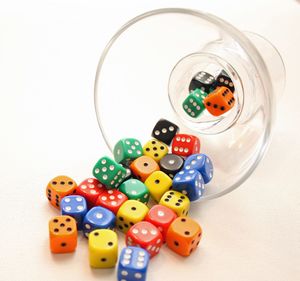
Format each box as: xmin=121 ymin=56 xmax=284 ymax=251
xmin=144 ymin=171 xmax=172 ymax=202
xmin=159 ymin=190 xmax=190 ymax=216
xmin=116 ymin=200 xmax=149 ymax=233
xmin=89 ymin=229 xmax=118 ymax=268
xmin=143 ymin=139 xmax=168 ymax=162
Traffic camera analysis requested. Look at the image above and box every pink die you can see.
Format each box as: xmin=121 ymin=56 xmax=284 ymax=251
xmin=171 ymin=134 xmax=200 ymax=157
xmin=126 ymin=221 xmax=163 ymax=258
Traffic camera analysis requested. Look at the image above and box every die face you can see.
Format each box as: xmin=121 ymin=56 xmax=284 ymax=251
xmin=60 ymin=195 xmax=87 ymax=230
xmin=126 ymin=222 xmax=163 ymax=258
xmin=173 ymin=170 xmax=205 ymax=201
xmin=118 ymin=247 xmax=150 ymax=281
xmin=184 ymin=153 xmax=213 ymax=183
xmin=46 ymin=176 xmax=77 ymax=209
xmin=159 ymin=191 xmax=190 ymax=216
xmin=116 ymin=200 xmax=149 ymax=233
xmin=204 ymin=86 xmax=235 ymax=116
xmin=93 ymin=156 xmax=127 ymax=188
xmin=151 ymin=119 xmax=179 ymax=145
xmin=89 ymin=229 xmax=118 ymax=268
xmin=130 ymin=156 xmax=160 ymax=182
xmin=182 ymin=90 xmax=207 ymax=118
xmin=159 ymin=154 xmax=184 ymax=179
xmin=83 ymin=207 xmax=116 ymax=237
xmin=171 ymin=134 xmax=200 ymax=157
xmin=166 ymin=217 xmax=202 ymax=256
xmin=215 ymin=70 xmax=235 ymax=92
xmin=144 ymin=205 xmax=177 ymax=241
xmin=96 ymin=189 xmax=128 ymax=214
xmin=119 ymin=179 xmax=150 ymax=203
xmin=143 ymin=139 xmax=168 ymax=162
xmin=113 ymin=138 xmax=143 ymax=165
xmin=189 ymin=71 xmax=216 ymax=93
xmin=49 ymin=216 xmax=77 ymax=253
xmin=75 ymin=178 xmax=106 ymax=207
xmin=144 ymin=171 xmax=172 ymax=202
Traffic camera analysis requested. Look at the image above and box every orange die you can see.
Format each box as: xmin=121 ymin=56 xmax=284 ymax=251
xmin=166 ymin=216 xmax=202 ymax=257
xmin=203 ymin=86 xmax=235 ymax=116
xmin=130 ymin=156 xmax=160 ymax=182
xmin=46 ymin=175 xmax=77 ymax=209
xmin=49 ymin=215 xmax=77 ymax=253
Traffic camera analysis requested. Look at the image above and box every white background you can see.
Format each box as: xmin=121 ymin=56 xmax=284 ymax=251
xmin=0 ymin=1 xmax=299 ymax=280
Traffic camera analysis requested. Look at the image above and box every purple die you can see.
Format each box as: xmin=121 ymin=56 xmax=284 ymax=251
xmin=184 ymin=153 xmax=213 ymax=183
xmin=172 ymin=169 xmax=205 ymax=201
xmin=60 ymin=195 xmax=87 ymax=230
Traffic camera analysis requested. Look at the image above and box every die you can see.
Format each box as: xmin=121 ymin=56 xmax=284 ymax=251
xmin=203 ymin=86 xmax=235 ymax=116
xmin=166 ymin=216 xmax=202 ymax=257
xmin=89 ymin=229 xmax=118 ymax=268
xmin=130 ymin=156 xmax=160 ymax=182
xmin=75 ymin=178 xmax=106 ymax=208
xmin=151 ymin=118 xmax=179 ymax=145
xmin=60 ymin=195 xmax=87 ymax=230
xmin=117 ymin=247 xmax=150 ymax=281
xmin=171 ymin=134 xmax=200 ymax=157
xmin=215 ymin=70 xmax=235 ymax=92
xmin=96 ymin=189 xmax=128 ymax=215
xmin=142 ymin=139 xmax=168 ymax=162
xmin=116 ymin=200 xmax=149 ymax=233
xmin=49 ymin=215 xmax=77 ymax=253
xmin=93 ymin=156 xmax=127 ymax=189
xmin=189 ymin=71 xmax=216 ymax=93
xmin=126 ymin=222 xmax=163 ymax=258
xmin=144 ymin=205 xmax=177 ymax=241
xmin=183 ymin=153 xmax=213 ymax=183
xmin=113 ymin=138 xmax=143 ymax=165
xmin=159 ymin=154 xmax=184 ymax=179
xmin=119 ymin=179 xmax=150 ymax=203
xmin=182 ymin=88 xmax=207 ymax=118
xmin=172 ymin=170 xmax=205 ymax=201
xmin=144 ymin=171 xmax=172 ymax=202
xmin=83 ymin=206 xmax=116 ymax=238
xmin=159 ymin=190 xmax=190 ymax=216
xmin=46 ymin=176 xmax=77 ymax=209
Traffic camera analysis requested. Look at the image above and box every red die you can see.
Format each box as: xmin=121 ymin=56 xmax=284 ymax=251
xmin=75 ymin=178 xmax=105 ymax=208
xmin=96 ymin=189 xmax=128 ymax=214
xmin=144 ymin=205 xmax=177 ymax=241
xmin=126 ymin=221 xmax=163 ymax=258
xmin=171 ymin=134 xmax=200 ymax=157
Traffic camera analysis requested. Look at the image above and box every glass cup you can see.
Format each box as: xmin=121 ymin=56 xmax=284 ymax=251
xmin=94 ymin=8 xmax=285 ymax=201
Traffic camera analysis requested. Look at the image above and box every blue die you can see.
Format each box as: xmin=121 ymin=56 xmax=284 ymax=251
xmin=60 ymin=195 xmax=87 ymax=230
xmin=83 ymin=206 xmax=116 ymax=238
xmin=184 ymin=153 xmax=213 ymax=183
xmin=172 ymin=169 xmax=205 ymax=201
xmin=117 ymin=247 xmax=150 ymax=281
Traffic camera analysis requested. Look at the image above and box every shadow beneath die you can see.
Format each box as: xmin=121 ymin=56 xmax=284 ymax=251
xmin=90 ymin=267 xmax=116 ymax=279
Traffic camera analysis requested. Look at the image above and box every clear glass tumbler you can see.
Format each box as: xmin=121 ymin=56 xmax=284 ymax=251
xmin=94 ymin=8 xmax=285 ymax=201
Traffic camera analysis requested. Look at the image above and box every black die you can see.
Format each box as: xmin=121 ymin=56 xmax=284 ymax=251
xmin=151 ymin=119 xmax=179 ymax=145
xmin=159 ymin=154 xmax=184 ymax=179
xmin=189 ymin=71 xmax=216 ymax=93
xmin=215 ymin=70 xmax=235 ymax=92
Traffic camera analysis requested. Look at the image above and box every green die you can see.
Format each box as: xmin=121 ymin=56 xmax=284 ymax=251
xmin=113 ymin=138 xmax=143 ymax=165
xmin=119 ymin=179 xmax=150 ymax=204
xmin=183 ymin=88 xmax=207 ymax=118
xmin=93 ymin=156 xmax=127 ymax=189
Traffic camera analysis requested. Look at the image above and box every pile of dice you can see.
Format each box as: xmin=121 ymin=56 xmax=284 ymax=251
xmin=183 ymin=70 xmax=236 ymax=117
xmin=46 ymin=119 xmax=214 ymax=281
